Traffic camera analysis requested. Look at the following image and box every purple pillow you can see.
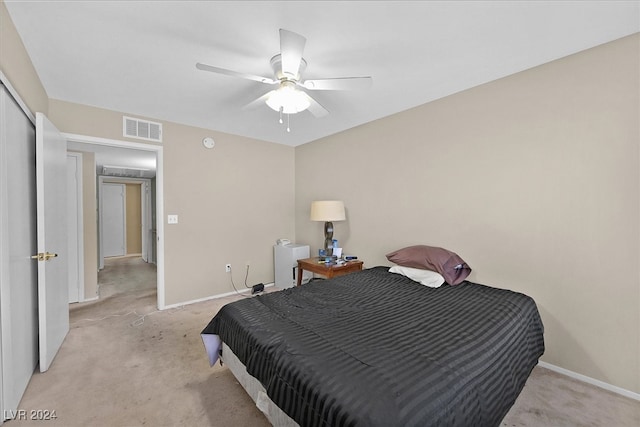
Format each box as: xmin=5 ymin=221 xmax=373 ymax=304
xmin=386 ymin=245 xmax=471 ymax=285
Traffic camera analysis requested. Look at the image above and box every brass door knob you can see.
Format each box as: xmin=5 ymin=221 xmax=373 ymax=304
xmin=31 ymin=252 xmax=58 ymax=262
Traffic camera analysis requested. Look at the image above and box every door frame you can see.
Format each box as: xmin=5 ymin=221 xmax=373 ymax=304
xmin=64 ymin=133 xmax=166 ymax=310
xmin=98 ymin=177 xmax=152 ymax=267
xmin=100 ymin=182 xmax=127 ymax=260
xmin=66 ymin=152 xmax=85 ymax=303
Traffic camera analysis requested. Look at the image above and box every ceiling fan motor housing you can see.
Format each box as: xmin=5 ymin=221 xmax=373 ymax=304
xmin=270 ymin=54 xmax=307 ymax=81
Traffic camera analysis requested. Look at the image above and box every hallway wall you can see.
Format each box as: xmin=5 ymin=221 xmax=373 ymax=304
xmin=125 ymin=183 xmax=141 ymax=255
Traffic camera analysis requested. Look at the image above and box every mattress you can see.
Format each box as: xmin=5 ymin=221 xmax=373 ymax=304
xmin=202 ymin=266 xmax=545 ymax=426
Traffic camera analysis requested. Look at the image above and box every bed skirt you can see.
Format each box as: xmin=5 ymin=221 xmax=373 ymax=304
xmin=221 ymin=342 xmax=298 ymax=427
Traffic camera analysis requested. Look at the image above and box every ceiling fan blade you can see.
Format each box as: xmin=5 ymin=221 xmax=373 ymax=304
xmin=279 ymin=29 xmax=306 ymax=78
xmin=242 ymin=91 xmax=275 ymax=110
xmin=303 ymin=93 xmax=329 ymax=118
xmin=196 ymin=63 xmax=277 ymax=85
xmin=302 ymin=77 xmax=373 ymax=91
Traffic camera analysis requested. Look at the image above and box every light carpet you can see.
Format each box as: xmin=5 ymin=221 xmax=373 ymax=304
xmin=6 ymin=257 xmax=639 ymax=426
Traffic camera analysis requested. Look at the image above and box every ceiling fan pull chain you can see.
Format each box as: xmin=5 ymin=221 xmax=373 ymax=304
xmin=287 ymin=113 xmax=291 ymax=132
xmin=279 ymin=106 xmax=284 ymax=124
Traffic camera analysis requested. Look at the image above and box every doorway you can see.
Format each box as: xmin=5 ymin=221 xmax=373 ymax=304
xmin=97 ymin=176 xmax=156 ymax=299
xmin=101 ymin=183 xmax=127 ymax=258
xmin=64 ymin=134 xmax=165 ymax=309
xmin=98 ymin=177 xmax=154 ymax=268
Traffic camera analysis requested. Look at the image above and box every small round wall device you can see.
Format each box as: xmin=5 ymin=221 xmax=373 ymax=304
xmin=202 ymin=137 xmax=215 ymax=149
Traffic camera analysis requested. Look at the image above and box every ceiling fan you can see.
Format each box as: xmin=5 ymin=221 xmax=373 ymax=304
xmin=196 ymin=29 xmax=372 ymax=131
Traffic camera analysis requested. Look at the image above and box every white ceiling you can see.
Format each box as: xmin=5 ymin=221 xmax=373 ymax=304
xmin=5 ymin=1 xmax=639 ymax=147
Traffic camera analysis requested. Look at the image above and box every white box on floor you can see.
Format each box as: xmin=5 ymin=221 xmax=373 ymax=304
xmin=274 ymin=244 xmax=312 ymax=288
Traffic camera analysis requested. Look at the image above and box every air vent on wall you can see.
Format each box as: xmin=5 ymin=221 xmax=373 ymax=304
xmin=101 ymin=165 xmax=155 ymax=179
xmin=123 ymin=116 xmax=162 ymax=142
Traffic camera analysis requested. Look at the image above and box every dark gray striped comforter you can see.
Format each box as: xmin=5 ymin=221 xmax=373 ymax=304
xmin=202 ymin=266 xmax=545 ymax=426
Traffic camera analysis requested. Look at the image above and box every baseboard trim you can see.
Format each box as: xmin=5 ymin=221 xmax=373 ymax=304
xmin=538 ymin=361 xmax=640 ymax=401
xmin=162 ymin=283 xmax=275 ymax=310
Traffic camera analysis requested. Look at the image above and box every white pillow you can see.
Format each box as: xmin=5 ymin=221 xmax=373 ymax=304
xmin=389 ymin=265 xmax=445 ymax=288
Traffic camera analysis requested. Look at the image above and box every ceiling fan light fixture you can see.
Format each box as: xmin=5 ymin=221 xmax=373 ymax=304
xmin=197 ymin=29 xmax=370 ymax=123
xmin=265 ymin=81 xmax=310 ymax=114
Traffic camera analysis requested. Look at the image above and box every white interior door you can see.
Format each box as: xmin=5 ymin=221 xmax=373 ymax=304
xmin=35 ymin=112 xmax=69 ymax=373
xmin=141 ymin=182 xmax=149 ymax=263
xmin=102 ymin=183 xmax=126 ymax=257
xmin=0 ymin=84 xmax=38 ymax=418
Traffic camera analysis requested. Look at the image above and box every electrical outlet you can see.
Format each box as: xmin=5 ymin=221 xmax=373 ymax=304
xmin=225 ymin=264 xmax=231 ymax=273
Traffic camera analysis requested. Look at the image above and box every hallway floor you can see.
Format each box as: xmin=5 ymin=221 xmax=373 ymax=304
xmin=97 ymin=255 xmax=156 ymax=298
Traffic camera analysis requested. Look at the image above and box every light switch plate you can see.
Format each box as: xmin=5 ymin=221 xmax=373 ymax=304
xmin=168 ymin=214 xmax=178 ymax=224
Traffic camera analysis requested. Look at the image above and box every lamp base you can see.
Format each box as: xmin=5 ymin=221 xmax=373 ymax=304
xmin=324 ymin=221 xmax=334 ymax=256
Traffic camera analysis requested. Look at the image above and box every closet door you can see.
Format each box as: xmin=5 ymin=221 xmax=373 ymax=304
xmin=0 ymin=84 xmax=39 ymax=416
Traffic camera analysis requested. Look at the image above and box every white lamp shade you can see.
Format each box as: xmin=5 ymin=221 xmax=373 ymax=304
xmin=310 ymin=200 xmax=346 ymax=222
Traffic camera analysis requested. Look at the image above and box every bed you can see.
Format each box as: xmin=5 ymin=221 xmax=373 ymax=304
xmin=201 ymin=266 xmax=544 ymax=427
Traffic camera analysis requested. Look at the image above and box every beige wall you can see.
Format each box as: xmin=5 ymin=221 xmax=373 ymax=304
xmin=48 ymin=99 xmax=296 ymax=305
xmin=0 ymin=0 xmax=48 ymax=114
xmin=296 ymin=34 xmax=640 ymax=394
xmin=125 ymin=183 xmax=142 ymax=254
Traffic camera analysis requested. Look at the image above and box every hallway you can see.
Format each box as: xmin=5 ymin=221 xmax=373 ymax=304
xmin=97 ymin=256 xmax=156 ymax=299
xmin=10 ymin=257 xmax=265 ymax=426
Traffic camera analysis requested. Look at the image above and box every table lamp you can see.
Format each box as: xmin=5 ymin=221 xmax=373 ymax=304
xmin=310 ymin=200 xmax=346 ymax=256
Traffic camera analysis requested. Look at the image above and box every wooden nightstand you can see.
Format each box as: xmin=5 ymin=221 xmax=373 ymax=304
xmin=296 ymin=257 xmax=364 ymax=286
